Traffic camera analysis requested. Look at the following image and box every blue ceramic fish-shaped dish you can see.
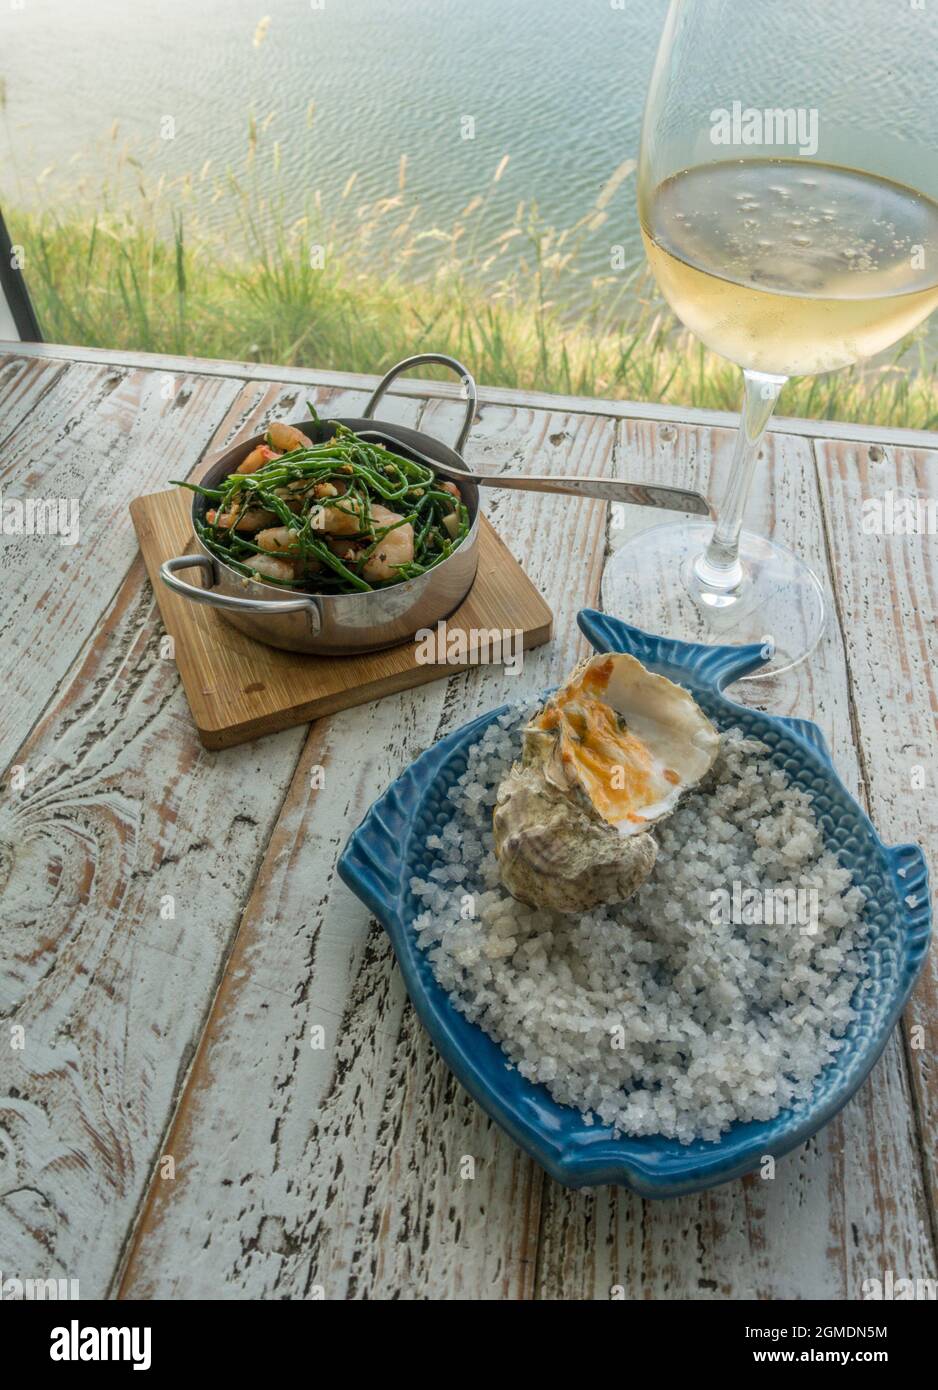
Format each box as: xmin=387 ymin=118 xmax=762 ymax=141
xmin=337 ymin=610 xmax=930 ymax=1196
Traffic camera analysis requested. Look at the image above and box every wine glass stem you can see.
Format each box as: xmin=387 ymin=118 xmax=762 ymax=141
xmin=694 ymin=369 xmax=788 ymax=592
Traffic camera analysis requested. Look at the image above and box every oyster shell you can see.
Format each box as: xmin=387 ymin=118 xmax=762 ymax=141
xmin=493 ymin=653 xmax=720 ymax=913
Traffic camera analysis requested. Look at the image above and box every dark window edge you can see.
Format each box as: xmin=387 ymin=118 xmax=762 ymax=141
xmin=0 ymin=204 xmax=43 ymax=341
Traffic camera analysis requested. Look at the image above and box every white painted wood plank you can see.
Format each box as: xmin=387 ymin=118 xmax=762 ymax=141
xmin=0 ymin=561 xmax=309 ymax=1293
xmin=0 ymin=360 xmax=242 ymax=772
xmin=0 ymin=378 xmax=418 ymax=1296
xmin=813 ymin=436 xmax=938 ymax=1231
xmin=608 ymin=419 xmax=856 ymax=734
xmin=0 ymin=353 xmax=69 ymax=448
xmin=5 ymin=341 xmax=937 ymax=449
xmin=119 ymin=401 xmax=618 ymax=1299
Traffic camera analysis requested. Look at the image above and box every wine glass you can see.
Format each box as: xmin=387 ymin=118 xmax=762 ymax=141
xmin=602 ymin=0 xmax=938 ymax=675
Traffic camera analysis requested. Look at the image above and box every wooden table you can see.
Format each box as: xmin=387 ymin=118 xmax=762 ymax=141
xmin=1 ymin=340 xmax=935 ymax=1301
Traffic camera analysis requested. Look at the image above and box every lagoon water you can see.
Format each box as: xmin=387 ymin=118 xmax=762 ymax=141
xmin=3 ymin=0 xmax=938 ymax=310
xmin=0 ymin=0 xmax=666 ymax=279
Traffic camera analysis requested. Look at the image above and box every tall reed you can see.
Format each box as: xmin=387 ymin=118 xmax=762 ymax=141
xmin=5 ymin=129 xmax=937 ymax=429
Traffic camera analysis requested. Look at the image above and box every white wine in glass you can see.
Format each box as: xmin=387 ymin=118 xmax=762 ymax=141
xmin=602 ymin=0 xmax=938 ymax=675
xmin=644 ymin=161 xmax=938 ymax=377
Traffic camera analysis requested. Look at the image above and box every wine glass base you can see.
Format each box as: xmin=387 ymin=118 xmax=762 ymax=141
xmin=600 ymin=521 xmax=826 ymax=680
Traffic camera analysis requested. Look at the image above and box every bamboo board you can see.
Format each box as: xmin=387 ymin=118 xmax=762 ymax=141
xmin=130 ymin=485 xmax=553 ymax=748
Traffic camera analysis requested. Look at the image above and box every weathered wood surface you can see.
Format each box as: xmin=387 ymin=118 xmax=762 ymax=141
xmin=0 ymin=363 xmax=419 ymax=1295
xmin=0 ymin=359 xmax=242 ymax=771
xmin=1 ymin=347 xmax=935 ymax=1301
xmin=0 ymin=353 xmax=68 ymax=450
xmin=814 ymin=438 xmax=938 ymax=1238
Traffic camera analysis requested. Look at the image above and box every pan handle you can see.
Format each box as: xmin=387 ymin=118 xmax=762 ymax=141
xmin=363 ymin=353 xmax=478 ymax=453
xmin=160 ymin=554 xmax=322 ymax=625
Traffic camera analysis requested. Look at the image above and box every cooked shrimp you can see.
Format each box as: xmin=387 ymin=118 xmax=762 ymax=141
xmin=206 ymin=505 xmax=277 ymax=531
xmin=273 ymin=478 xmax=341 ymax=513
xmin=236 ymin=444 xmax=281 ymax=475
xmin=246 ymin=554 xmax=296 ymax=583
xmin=253 ymin=527 xmax=324 ymax=576
xmin=267 ymin=480 xmax=306 ymax=513
xmin=327 ymin=535 xmax=362 ymax=560
xmin=310 ymin=495 xmax=363 ymax=536
xmin=267 ymin=421 xmax=313 ymax=452
xmin=255 ymin=525 xmax=329 ymax=574
xmin=361 ymin=504 xmax=414 ymax=583
xmin=254 ymin=525 xmax=301 ymax=556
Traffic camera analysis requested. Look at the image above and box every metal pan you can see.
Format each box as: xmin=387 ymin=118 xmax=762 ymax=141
xmin=160 ymin=354 xmax=481 ymax=656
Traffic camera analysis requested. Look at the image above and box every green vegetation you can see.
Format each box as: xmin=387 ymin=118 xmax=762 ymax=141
xmin=5 ymin=138 xmax=938 ymax=428
xmin=180 ymin=418 xmax=470 ymax=594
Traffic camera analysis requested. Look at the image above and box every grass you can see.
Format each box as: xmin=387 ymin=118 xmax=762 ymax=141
xmin=4 ymin=130 xmax=938 ymax=429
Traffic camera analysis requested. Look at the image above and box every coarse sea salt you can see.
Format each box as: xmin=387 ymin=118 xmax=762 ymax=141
xmin=410 ymin=709 xmax=870 ymax=1145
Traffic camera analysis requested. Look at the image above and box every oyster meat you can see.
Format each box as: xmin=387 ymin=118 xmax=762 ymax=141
xmin=493 ymin=653 xmax=720 ymax=913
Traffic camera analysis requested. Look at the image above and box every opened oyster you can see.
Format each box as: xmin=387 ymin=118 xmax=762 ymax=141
xmin=493 ymin=653 xmax=720 ymax=913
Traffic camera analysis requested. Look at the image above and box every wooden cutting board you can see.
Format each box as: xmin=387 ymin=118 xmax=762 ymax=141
xmin=130 ymin=486 xmax=553 ymax=748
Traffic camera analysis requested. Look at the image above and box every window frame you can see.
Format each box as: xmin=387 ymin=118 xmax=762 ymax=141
xmin=0 ymin=204 xmax=43 ymax=341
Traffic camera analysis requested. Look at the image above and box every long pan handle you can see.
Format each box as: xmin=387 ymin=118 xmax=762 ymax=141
xmin=468 ymin=472 xmax=712 ymax=516
xmin=354 ymin=427 xmax=711 ymax=517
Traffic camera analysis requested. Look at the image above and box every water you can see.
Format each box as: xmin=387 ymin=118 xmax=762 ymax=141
xmin=3 ymin=0 xmax=938 ymax=336
xmin=0 ymin=0 xmax=667 ymax=283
